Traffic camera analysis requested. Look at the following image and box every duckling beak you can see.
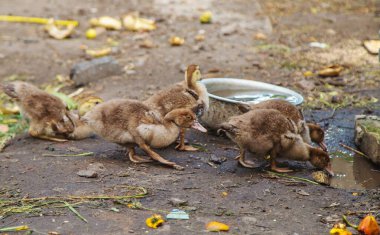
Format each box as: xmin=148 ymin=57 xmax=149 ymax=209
xmin=325 ymin=163 xmax=334 ymax=177
xmin=319 ymin=142 xmax=328 ymax=152
xmin=191 ymin=120 xmax=207 ymax=133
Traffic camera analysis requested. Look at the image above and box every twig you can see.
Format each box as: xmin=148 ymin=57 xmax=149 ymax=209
xmin=63 ymin=201 xmax=88 ymax=223
xmin=42 ymin=152 xmax=94 ymax=157
xmin=265 ymin=171 xmax=319 ymax=185
xmin=339 ymin=143 xmax=368 ymax=158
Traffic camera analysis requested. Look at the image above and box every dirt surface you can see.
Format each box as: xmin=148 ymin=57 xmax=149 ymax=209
xmin=0 ymin=0 xmax=380 ymax=234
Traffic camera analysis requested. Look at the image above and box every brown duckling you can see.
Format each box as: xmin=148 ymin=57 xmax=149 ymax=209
xmin=218 ymin=109 xmax=333 ymax=175
xmin=238 ymin=99 xmax=327 ymax=151
xmin=83 ymin=99 xmax=207 ymax=170
xmin=1 ymin=81 xmax=93 ymax=141
xmin=144 ymin=64 xmax=209 ymax=151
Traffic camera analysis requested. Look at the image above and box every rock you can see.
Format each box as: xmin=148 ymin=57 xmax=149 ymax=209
xmin=168 ymin=197 xmax=188 ymax=207
xmin=355 ymin=115 xmax=380 ymax=165
xmin=220 ymin=24 xmax=238 ymax=35
xmin=77 ymin=169 xmax=98 ymax=178
xmin=70 ymin=56 xmax=123 ymax=86
xmin=209 ymin=154 xmax=227 ymax=164
xmin=87 ymin=163 xmax=106 ymax=172
xmin=296 ymin=79 xmax=315 ymax=91
xmin=241 ymin=216 xmax=258 ymax=224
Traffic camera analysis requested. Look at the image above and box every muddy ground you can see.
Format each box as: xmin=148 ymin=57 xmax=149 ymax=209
xmin=0 ymin=0 xmax=380 ymax=234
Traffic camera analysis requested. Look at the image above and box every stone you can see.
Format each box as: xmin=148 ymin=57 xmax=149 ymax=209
xmin=296 ymin=79 xmax=315 ymax=91
xmin=209 ymin=154 xmax=227 ymax=164
xmin=168 ymin=197 xmax=188 ymax=207
xmin=77 ymin=169 xmax=98 ymax=178
xmin=70 ymin=56 xmax=123 ymax=86
xmin=220 ymin=24 xmax=238 ymax=35
xmin=355 ymin=115 xmax=380 ymax=165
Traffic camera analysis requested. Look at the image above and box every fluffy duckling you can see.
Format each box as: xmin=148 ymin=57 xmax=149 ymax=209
xmin=1 ymin=81 xmax=93 ymax=141
xmin=238 ymin=99 xmax=327 ymax=151
xmin=218 ymin=109 xmax=333 ymax=174
xmin=83 ymin=99 xmax=207 ymax=170
xmin=144 ymin=64 xmax=209 ymax=151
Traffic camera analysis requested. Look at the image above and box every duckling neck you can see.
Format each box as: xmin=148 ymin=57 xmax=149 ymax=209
xmin=138 ymin=120 xmax=180 ymax=148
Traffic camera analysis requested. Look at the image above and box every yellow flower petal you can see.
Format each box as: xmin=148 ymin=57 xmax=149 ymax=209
xmin=206 ymin=221 xmax=229 ymax=232
xmin=146 ymin=214 xmax=164 ymax=229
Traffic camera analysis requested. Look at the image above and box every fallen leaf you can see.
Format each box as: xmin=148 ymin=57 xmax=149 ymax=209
xmin=169 ymin=36 xmax=185 ymax=46
xmin=358 ymin=214 xmax=380 ymax=235
xmin=90 ymin=16 xmax=122 ymax=30
xmin=146 ymin=214 xmax=164 ymax=229
xmin=206 ymin=221 xmax=230 ymax=232
xmin=363 ymin=40 xmax=380 ymax=55
xmin=122 ymin=12 xmax=156 ymax=32
xmin=318 ymin=65 xmax=344 ymax=77
xmin=44 ymin=19 xmax=75 ymax=39
xmin=200 ymin=11 xmax=212 ymax=24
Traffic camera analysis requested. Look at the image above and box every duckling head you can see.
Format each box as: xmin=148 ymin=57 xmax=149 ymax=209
xmin=164 ymin=108 xmax=207 ymax=132
xmin=308 ymin=123 xmax=327 ymax=151
xmin=185 ymin=64 xmax=201 ymax=89
xmin=309 ymin=147 xmax=333 ymax=176
xmin=77 ymin=96 xmax=104 ymax=117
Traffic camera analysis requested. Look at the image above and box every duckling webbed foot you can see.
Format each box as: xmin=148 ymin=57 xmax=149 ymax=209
xmin=175 ymin=128 xmax=198 ymax=151
xmin=139 ymin=142 xmax=184 ymax=170
xmin=270 ymin=160 xmax=293 ymax=173
xmin=128 ymin=147 xmax=153 ymax=163
xmin=235 ymin=147 xmax=256 ymax=168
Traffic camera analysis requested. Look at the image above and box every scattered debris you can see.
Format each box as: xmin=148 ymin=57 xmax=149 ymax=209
xmin=140 ymin=39 xmax=155 ymax=48
xmin=168 ymin=197 xmax=188 ymax=207
xmin=146 ymin=214 xmax=164 ymax=229
xmin=318 ymin=65 xmax=344 ymax=77
xmin=312 ymin=171 xmax=331 ymax=185
xmin=303 ymin=71 xmax=314 ymax=77
xmin=220 ymin=24 xmax=238 ymax=36
xmin=209 ymin=154 xmax=227 ymax=164
xmin=363 ymin=40 xmax=380 ymax=55
xmin=166 ymin=209 xmax=189 ymax=220
xmin=0 ymin=15 xmax=78 ymax=26
xmin=0 ymin=225 xmax=30 ymax=232
xmin=200 ymin=11 xmax=212 ymax=24
xmin=354 ymin=115 xmax=380 ymax=165
xmin=254 ymin=32 xmax=267 ymax=40
xmin=44 ymin=19 xmax=76 ymax=39
xmin=122 ymin=13 xmax=156 ymax=31
xmin=90 ymin=16 xmax=122 ymax=30
xmin=77 ymin=169 xmax=98 ymax=178
xmin=296 ymin=79 xmax=315 ymax=91
xmin=70 ymin=56 xmax=123 ymax=86
xmin=195 ymin=34 xmax=205 ymax=42
xmin=309 ymin=42 xmax=329 ymax=49
xmin=85 ymin=47 xmax=114 ymax=58
xmin=42 ymin=152 xmax=94 ymax=157
xmin=266 ymin=171 xmax=319 ymax=185
xmin=297 ymin=189 xmax=310 ymax=196
xmin=85 ymin=27 xmax=105 ymax=39
xmin=206 ymin=221 xmax=230 ymax=232
xmin=169 ymin=36 xmax=185 ymax=46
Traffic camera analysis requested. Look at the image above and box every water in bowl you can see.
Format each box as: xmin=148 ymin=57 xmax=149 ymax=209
xmin=212 ymin=89 xmax=299 ymax=104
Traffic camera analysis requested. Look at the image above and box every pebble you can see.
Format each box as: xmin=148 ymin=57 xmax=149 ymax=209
xmin=77 ymin=169 xmax=98 ymax=178
xmin=169 ymin=197 xmax=188 ymax=207
xmin=209 ymin=154 xmax=227 ymax=164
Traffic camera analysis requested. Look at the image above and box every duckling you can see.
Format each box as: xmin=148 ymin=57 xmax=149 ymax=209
xmin=82 ymin=99 xmax=207 ymax=170
xmin=218 ymin=109 xmax=333 ymax=174
xmin=1 ymin=81 xmax=93 ymax=141
xmin=238 ymin=99 xmax=327 ymax=151
xmin=144 ymin=64 xmax=209 ymax=151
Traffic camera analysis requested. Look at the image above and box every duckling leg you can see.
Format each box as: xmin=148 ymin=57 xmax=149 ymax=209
xmin=270 ymin=152 xmax=293 ymax=173
xmin=138 ymin=142 xmax=184 ymax=170
xmin=128 ymin=147 xmax=153 ymax=163
xmin=175 ymin=128 xmax=198 ymax=151
xmin=235 ymin=146 xmax=256 ymax=168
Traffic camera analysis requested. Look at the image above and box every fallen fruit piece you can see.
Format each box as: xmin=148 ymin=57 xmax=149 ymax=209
xmin=254 ymin=32 xmax=267 ymax=40
xmin=358 ymin=214 xmax=380 ymax=235
xmin=0 ymin=15 xmax=78 ymax=27
xmin=200 ymin=11 xmax=212 ymax=24
xmin=222 ymin=191 xmax=228 ymax=197
xmin=318 ymin=65 xmax=344 ymax=77
xmin=90 ymin=16 xmax=122 ymax=30
xmin=195 ymin=34 xmax=205 ymax=41
xmin=85 ymin=28 xmax=98 ymax=39
xmin=122 ymin=13 xmax=156 ymax=31
xmin=44 ymin=19 xmax=75 ymax=39
xmin=85 ymin=47 xmax=113 ymax=58
xmin=330 ymin=223 xmax=352 ymax=235
xmin=169 ymin=36 xmax=185 ymax=46
xmin=206 ymin=221 xmax=229 ymax=232
xmin=303 ymin=71 xmax=313 ymax=77
xmin=146 ymin=214 xmax=164 ymax=229
xmin=363 ymin=40 xmax=380 ymax=54
xmin=311 ymin=171 xmax=330 ymax=185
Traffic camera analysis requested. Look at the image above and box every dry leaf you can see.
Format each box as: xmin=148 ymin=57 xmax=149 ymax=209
xmin=122 ymin=13 xmax=156 ymax=32
xmin=169 ymin=36 xmax=185 ymax=46
xmin=318 ymin=65 xmax=344 ymax=77
xmin=363 ymin=40 xmax=380 ymax=54
xmin=358 ymin=214 xmax=380 ymax=235
xmin=90 ymin=16 xmax=122 ymax=30
xmin=206 ymin=221 xmax=230 ymax=232
xmin=44 ymin=19 xmax=75 ymax=39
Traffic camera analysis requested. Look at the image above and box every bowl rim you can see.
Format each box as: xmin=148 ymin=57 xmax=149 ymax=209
xmin=200 ymin=78 xmax=304 ymax=105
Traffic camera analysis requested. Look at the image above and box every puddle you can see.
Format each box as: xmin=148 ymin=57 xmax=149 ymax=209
xmin=324 ymin=124 xmax=380 ymax=189
xmin=211 ymin=89 xmax=299 ymax=104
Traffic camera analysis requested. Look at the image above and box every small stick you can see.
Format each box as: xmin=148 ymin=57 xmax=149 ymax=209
xmin=342 ymin=215 xmax=358 ymax=229
xmin=42 ymin=152 xmax=94 ymax=157
xmin=63 ymin=201 xmax=88 ymax=223
xmin=339 ymin=143 xmax=368 ymax=158
xmin=265 ymin=171 xmax=319 ymax=185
